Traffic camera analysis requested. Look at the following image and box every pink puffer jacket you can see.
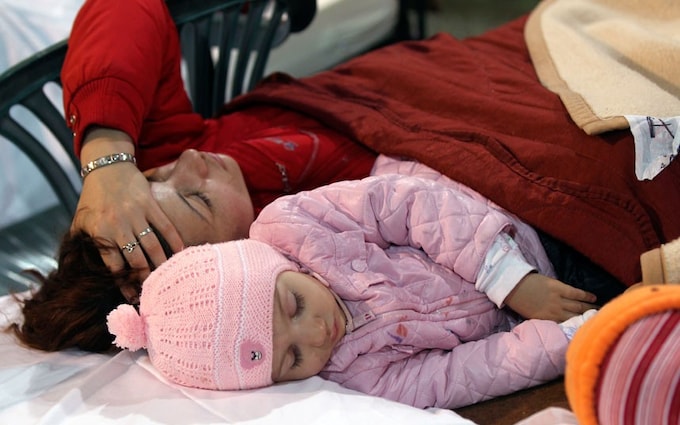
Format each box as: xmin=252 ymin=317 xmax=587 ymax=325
xmin=250 ymin=157 xmax=569 ymax=409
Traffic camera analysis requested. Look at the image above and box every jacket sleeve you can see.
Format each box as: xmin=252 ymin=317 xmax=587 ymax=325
xmin=338 ymin=319 xmax=568 ymax=409
xmin=372 ymin=155 xmax=556 ymax=278
xmin=62 ymin=0 xmax=201 ymax=156
xmin=251 ymin=174 xmax=515 ymax=283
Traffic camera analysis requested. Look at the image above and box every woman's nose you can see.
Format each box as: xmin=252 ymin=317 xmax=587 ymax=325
xmin=176 ymin=149 xmax=208 ymax=178
xmin=301 ymin=316 xmax=328 ymax=348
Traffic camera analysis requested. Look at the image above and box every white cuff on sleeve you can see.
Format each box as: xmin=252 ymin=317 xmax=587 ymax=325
xmin=476 ymin=232 xmax=536 ymax=308
xmin=559 ymin=309 xmax=598 ymax=340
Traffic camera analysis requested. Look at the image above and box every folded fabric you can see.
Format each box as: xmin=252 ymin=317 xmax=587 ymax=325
xmin=640 ymin=236 xmax=680 ymax=284
xmin=525 ymin=0 xmax=680 ymax=136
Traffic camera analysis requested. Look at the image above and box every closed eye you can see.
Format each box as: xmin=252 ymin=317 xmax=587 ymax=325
xmin=292 ymin=291 xmax=305 ymax=317
xmin=176 ymin=191 xmax=208 ymax=222
xmin=191 ymin=191 xmax=212 ymax=208
xmin=291 ymin=345 xmax=302 ymax=369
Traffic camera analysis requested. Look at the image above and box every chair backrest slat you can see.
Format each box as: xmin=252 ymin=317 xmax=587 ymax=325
xmin=230 ymin=2 xmax=268 ymax=99
xmin=0 ymin=114 xmax=80 ymax=214
xmin=23 ymin=89 xmax=78 ymax=168
xmin=212 ymin=9 xmax=244 ymax=113
xmin=247 ymin=6 xmax=287 ymax=94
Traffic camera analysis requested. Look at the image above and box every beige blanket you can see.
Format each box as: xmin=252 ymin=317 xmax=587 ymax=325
xmin=525 ymin=0 xmax=680 ymax=135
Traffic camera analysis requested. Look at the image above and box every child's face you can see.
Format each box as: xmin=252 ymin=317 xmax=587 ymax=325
xmin=271 ymin=271 xmax=346 ymax=382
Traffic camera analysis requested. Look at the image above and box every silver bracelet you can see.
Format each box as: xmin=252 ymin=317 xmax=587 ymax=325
xmin=80 ymin=153 xmax=137 ymax=178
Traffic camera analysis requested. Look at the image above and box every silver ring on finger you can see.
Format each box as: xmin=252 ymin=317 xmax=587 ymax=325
xmin=121 ymin=240 xmax=139 ymax=253
xmin=137 ymin=226 xmax=154 ymax=239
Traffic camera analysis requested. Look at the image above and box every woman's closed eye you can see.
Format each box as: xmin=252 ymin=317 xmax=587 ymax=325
xmin=190 ymin=191 xmax=212 ymax=208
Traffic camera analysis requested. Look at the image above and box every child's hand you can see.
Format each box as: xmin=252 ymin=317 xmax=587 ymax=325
xmin=503 ymin=273 xmax=598 ymax=322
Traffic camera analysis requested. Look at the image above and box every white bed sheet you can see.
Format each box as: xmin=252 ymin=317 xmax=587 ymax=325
xmin=0 ymin=294 xmax=476 ymax=425
xmin=0 ymin=0 xmax=397 ymax=229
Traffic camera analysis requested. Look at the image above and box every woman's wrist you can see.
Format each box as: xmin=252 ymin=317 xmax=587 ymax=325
xmin=81 ymin=153 xmax=137 ymax=178
xmin=80 ymin=128 xmax=135 ymax=162
xmin=80 ymin=128 xmax=137 ymax=179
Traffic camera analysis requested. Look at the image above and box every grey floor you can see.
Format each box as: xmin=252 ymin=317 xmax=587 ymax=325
xmin=425 ymin=0 xmax=540 ymax=38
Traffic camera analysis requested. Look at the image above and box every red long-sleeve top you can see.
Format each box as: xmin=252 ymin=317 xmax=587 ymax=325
xmin=62 ymin=0 xmax=376 ymax=213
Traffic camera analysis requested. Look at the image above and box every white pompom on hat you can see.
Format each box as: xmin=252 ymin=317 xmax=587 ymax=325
xmin=107 ymin=240 xmax=298 ymax=390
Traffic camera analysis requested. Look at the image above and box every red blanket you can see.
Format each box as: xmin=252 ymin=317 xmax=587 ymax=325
xmin=229 ymin=16 xmax=680 ymax=285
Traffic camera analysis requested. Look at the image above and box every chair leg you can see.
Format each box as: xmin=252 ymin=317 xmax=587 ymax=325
xmin=395 ymin=0 xmax=427 ymax=41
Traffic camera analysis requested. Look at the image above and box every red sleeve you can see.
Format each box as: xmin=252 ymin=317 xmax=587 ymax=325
xmin=62 ymin=0 xmax=203 ymax=157
xmin=214 ymin=106 xmax=376 ymax=213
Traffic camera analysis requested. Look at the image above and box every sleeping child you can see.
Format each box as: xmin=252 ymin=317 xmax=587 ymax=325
xmin=106 ymin=166 xmax=598 ymax=409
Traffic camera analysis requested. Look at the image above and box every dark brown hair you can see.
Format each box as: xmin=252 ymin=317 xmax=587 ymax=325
xmin=10 ymin=231 xmax=136 ymax=353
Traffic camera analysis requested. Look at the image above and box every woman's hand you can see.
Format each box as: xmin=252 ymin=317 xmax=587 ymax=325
xmin=72 ymin=128 xmax=183 ymax=287
xmin=503 ymin=273 xmax=598 ymax=322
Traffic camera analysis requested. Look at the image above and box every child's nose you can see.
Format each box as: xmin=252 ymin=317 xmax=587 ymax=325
xmin=302 ymin=316 xmax=328 ymax=348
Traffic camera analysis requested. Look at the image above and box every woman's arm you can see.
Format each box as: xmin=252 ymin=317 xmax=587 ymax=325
xmin=63 ymin=0 xmax=195 ymax=152
xmin=62 ymin=0 xmax=190 ymax=278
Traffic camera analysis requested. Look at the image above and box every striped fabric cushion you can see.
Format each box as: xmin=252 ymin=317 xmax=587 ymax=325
xmin=597 ymin=310 xmax=680 ymax=425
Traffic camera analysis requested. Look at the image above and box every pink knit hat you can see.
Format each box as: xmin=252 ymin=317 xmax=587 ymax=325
xmin=106 ymin=240 xmax=298 ymax=390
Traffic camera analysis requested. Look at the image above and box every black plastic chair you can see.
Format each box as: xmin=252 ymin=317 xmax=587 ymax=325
xmin=395 ymin=0 xmax=427 ymax=41
xmin=176 ymin=0 xmax=316 ymax=117
xmin=0 ymin=0 xmax=316 ymax=294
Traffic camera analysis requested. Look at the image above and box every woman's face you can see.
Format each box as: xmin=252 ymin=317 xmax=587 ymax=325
xmin=144 ymin=149 xmax=254 ymax=246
